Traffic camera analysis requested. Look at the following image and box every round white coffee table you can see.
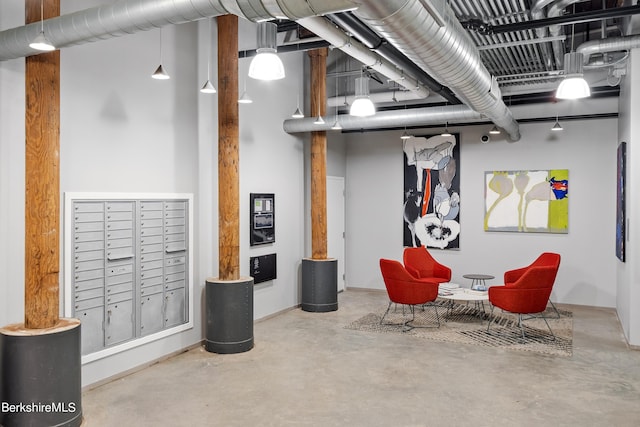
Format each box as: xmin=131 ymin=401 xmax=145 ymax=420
xmin=438 ymin=288 xmax=489 ymax=320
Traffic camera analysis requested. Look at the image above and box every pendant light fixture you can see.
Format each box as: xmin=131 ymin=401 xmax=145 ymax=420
xmin=292 ymin=75 xmax=304 ymax=118
xmin=200 ymin=18 xmax=216 ymax=94
xmin=331 ymin=73 xmax=342 ymax=130
xmin=313 ymin=100 xmax=325 ymax=125
xmin=400 ymin=105 xmax=410 ymax=139
xmin=551 ymin=115 xmax=563 ymax=131
xmin=441 ymin=122 xmax=452 ymax=137
xmin=349 ymin=74 xmax=375 ymax=117
xmin=489 ymin=126 xmax=501 ymax=135
xmin=292 ymin=105 xmax=304 ymax=118
xmin=238 ymin=76 xmax=253 ymax=104
xmin=556 ymin=52 xmax=590 ymax=99
xmin=151 ymin=28 xmax=170 ymax=80
xmin=29 ymin=0 xmax=55 ymax=52
xmin=248 ymin=22 xmax=285 ymax=81
xmin=556 ymin=16 xmax=590 ymax=100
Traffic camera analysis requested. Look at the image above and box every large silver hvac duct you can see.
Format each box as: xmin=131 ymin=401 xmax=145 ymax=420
xmin=283 ymin=104 xmax=483 ymax=133
xmin=0 ymin=0 xmax=358 ymax=61
xmin=353 ymin=0 xmax=521 ymax=141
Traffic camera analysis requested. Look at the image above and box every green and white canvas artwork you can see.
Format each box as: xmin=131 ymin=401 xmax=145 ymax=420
xmin=484 ymin=169 xmax=568 ymax=233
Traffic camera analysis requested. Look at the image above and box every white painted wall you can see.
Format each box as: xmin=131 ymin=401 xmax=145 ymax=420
xmin=345 ymin=116 xmax=619 ymax=308
xmin=0 ymin=2 xmax=307 ymax=387
xmin=237 ymin=19 xmax=306 ymax=318
xmin=617 ymin=48 xmax=640 ymax=346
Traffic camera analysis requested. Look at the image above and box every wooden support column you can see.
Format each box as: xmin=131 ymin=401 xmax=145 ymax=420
xmin=217 ymin=14 xmax=240 ymax=281
xmin=2 ymin=3 xmax=82 ymax=426
xmin=309 ymin=48 xmax=328 ymax=260
xmin=24 ymin=0 xmax=61 ymax=329
xmin=205 ymin=15 xmax=254 ymax=353
xmin=301 ymin=48 xmax=336 ymax=312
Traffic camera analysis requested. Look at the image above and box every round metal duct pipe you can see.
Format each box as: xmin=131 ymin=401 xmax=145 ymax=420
xmin=0 ymin=0 xmax=359 ymax=61
xmin=353 ymin=0 xmax=520 ymax=141
xmin=283 ymin=104 xmax=483 ymax=133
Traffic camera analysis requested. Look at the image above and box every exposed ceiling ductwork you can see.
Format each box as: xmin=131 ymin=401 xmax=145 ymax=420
xmin=577 ymin=34 xmax=640 ymax=64
xmin=352 ymin=0 xmax=521 ymax=141
xmin=296 ymin=16 xmax=430 ymax=100
xmin=0 ymin=0 xmax=359 ymax=61
xmin=283 ymin=104 xmax=484 ymax=133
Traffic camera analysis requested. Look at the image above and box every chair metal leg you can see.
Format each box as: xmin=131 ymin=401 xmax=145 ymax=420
xmin=517 ymin=314 xmax=526 ymax=340
xmin=486 ymin=306 xmax=495 ymax=333
xmin=380 ymin=301 xmax=393 ymax=325
xmin=406 ymin=302 xmax=440 ymax=329
xmin=548 ymin=299 xmax=561 ymax=318
xmin=381 ymin=301 xmax=414 ymax=332
xmin=541 ymin=315 xmax=556 ymax=340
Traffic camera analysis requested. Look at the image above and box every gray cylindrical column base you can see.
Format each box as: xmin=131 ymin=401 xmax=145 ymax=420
xmin=301 ymin=258 xmax=338 ymax=312
xmin=0 ymin=319 xmax=82 ymax=427
xmin=205 ymin=277 xmax=254 ymax=354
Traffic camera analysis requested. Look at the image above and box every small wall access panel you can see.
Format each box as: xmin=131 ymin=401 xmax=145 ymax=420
xmin=250 ymin=193 xmax=275 ymax=246
xmin=250 ymin=253 xmax=277 ymax=284
xmin=64 ymin=193 xmax=193 ymax=363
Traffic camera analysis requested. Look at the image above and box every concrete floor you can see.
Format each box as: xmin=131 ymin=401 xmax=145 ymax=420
xmin=82 ymin=289 xmax=640 ymax=427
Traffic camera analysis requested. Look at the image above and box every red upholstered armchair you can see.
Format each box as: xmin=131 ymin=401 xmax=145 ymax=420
xmin=403 ymin=247 xmax=452 ymax=284
xmin=487 ymin=263 xmax=560 ymax=340
xmin=504 ymin=252 xmax=561 ymax=317
xmin=379 ymin=259 xmax=440 ymax=330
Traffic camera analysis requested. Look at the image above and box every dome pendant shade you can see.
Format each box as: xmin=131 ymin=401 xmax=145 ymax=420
xmin=248 ymin=22 xmax=285 ymax=81
xmin=349 ymin=76 xmax=375 ymax=117
xmin=556 ymin=52 xmax=590 ymax=100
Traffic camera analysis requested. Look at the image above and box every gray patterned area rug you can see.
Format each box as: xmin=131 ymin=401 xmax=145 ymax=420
xmin=345 ymin=301 xmax=573 ymax=357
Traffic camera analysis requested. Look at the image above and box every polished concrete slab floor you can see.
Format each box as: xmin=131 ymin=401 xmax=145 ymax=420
xmin=82 ymin=289 xmax=640 ymax=427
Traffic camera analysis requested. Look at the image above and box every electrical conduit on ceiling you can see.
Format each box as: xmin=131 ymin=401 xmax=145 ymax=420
xmin=0 ymin=0 xmax=359 ymax=61
xmin=353 ymin=0 xmax=521 ymax=141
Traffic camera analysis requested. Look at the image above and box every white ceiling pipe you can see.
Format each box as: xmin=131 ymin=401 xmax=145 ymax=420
xmin=283 ymin=104 xmax=482 ymax=133
xmin=0 ymin=0 xmax=359 ymax=61
xmin=296 ymin=16 xmax=430 ymax=99
xmin=353 ymin=0 xmax=520 ymax=141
